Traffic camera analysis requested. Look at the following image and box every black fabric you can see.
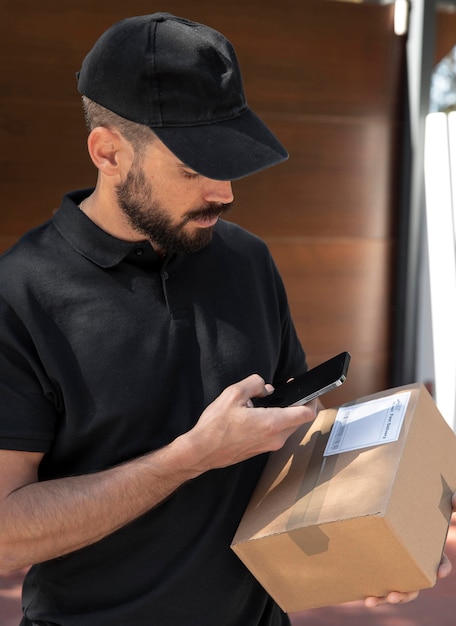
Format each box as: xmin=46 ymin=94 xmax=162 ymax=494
xmin=0 ymin=190 xmax=305 ymax=626
xmin=77 ymin=13 xmax=288 ymax=180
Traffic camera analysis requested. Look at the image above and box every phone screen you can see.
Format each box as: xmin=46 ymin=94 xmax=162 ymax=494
xmin=252 ymin=351 xmax=351 ymax=408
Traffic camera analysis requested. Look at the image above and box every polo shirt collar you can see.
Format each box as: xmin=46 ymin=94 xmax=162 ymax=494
xmin=52 ymin=189 xmax=160 ymax=268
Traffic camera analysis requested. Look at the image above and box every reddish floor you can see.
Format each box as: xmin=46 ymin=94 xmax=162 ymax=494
xmin=2 ymin=517 xmax=455 ymax=626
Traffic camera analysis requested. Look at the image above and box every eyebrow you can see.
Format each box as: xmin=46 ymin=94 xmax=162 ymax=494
xmin=177 ymin=162 xmax=199 ymax=174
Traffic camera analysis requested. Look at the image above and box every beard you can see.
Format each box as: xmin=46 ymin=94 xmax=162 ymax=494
xmin=116 ymin=160 xmax=233 ymax=254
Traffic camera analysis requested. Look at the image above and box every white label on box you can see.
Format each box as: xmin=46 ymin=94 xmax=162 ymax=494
xmin=323 ymin=391 xmax=411 ymax=456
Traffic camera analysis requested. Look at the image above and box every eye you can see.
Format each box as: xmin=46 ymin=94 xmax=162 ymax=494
xmin=182 ymin=169 xmax=199 ymax=180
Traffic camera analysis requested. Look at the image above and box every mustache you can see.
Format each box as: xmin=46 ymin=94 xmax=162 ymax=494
xmin=183 ymin=202 xmax=234 ymax=223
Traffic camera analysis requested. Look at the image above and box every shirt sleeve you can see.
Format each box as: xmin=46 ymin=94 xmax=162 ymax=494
xmin=0 ymin=296 xmax=57 ymax=451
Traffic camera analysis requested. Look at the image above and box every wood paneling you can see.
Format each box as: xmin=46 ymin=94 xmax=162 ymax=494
xmin=435 ymin=7 xmax=456 ymax=65
xmin=269 ymin=239 xmax=394 ymax=405
xmin=233 ymin=117 xmax=396 ymax=240
xmin=270 ymin=240 xmax=392 ymax=354
xmin=0 ymin=1 xmax=405 ymax=404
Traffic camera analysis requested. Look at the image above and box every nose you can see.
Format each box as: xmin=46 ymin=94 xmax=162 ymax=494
xmin=202 ymin=179 xmax=234 ymax=204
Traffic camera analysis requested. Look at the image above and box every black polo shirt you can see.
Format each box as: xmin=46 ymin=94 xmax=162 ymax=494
xmin=0 ymin=190 xmax=306 ymax=626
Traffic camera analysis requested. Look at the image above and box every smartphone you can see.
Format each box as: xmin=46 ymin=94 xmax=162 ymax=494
xmin=252 ymin=351 xmax=351 ymax=408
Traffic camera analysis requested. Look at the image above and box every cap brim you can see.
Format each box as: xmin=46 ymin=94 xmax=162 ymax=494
xmin=152 ymin=108 xmax=288 ymax=181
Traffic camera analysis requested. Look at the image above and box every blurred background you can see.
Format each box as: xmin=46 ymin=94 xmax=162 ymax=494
xmin=1 ymin=0 xmax=456 ymax=624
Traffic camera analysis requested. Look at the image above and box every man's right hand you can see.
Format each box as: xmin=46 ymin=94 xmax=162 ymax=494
xmin=181 ymin=374 xmax=318 ymax=473
xmin=0 ymin=374 xmax=315 ymax=573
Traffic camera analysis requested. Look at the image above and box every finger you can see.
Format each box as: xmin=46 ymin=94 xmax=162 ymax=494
xmin=305 ymin=398 xmax=319 ymax=415
xmin=256 ymin=383 xmax=275 ymax=398
xmin=437 ymin=551 xmax=452 ymax=579
xmin=270 ymin=403 xmax=318 ymax=436
xmin=246 ymin=383 xmax=274 ymax=408
xmin=365 ymin=590 xmax=419 ymax=608
xmin=386 ymin=590 xmax=419 ymax=604
xmin=364 ymin=596 xmax=382 ymax=608
xmin=227 ymin=374 xmax=267 ymax=404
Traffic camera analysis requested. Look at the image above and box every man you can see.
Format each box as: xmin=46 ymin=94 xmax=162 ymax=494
xmin=0 ymin=13 xmax=452 ymax=626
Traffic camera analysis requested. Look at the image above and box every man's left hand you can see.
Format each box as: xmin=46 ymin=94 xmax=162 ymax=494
xmin=365 ymin=492 xmax=455 ymax=608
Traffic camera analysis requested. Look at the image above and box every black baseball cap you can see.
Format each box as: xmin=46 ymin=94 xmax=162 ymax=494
xmin=77 ymin=12 xmax=288 ymax=181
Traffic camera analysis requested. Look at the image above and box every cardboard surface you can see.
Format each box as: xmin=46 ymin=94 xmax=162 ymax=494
xmin=231 ymin=384 xmax=456 ymax=612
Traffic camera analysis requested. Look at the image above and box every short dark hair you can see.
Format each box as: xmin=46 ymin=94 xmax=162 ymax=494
xmin=81 ymin=96 xmax=156 ymax=154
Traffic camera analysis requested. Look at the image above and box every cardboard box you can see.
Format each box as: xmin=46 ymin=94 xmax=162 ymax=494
xmin=231 ymin=384 xmax=456 ymax=612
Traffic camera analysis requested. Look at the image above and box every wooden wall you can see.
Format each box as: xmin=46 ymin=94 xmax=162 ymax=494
xmin=436 ymin=6 xmax=456 ymax=64
xmin=0 ymin=0 xmax=406 ymax=406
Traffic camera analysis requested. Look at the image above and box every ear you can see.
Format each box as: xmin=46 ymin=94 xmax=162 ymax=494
xmin=87 ymin=127 xmax=133 ymax=177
